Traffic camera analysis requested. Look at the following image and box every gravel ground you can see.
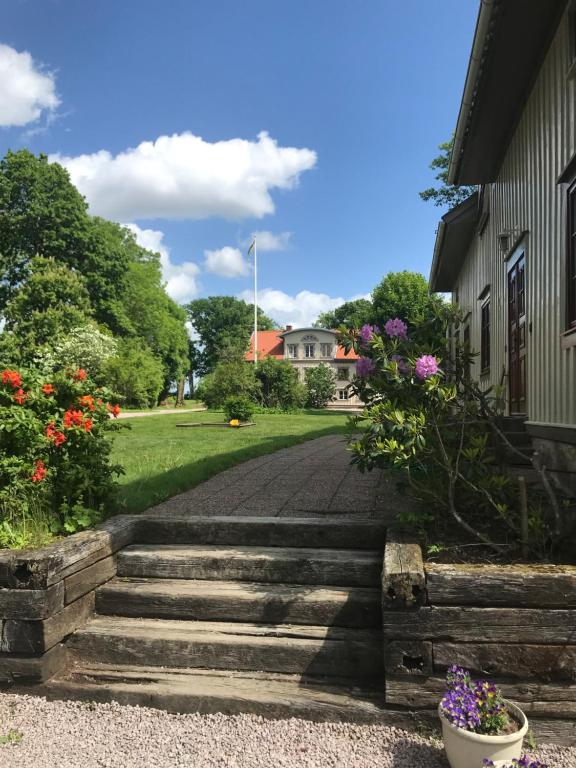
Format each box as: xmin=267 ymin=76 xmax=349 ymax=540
xmin=1 ymin=694 xmax=575 ymax=768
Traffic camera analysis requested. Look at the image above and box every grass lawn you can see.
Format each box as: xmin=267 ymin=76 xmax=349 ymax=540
xmin=112 ymin=410 xmax=351 ymax=514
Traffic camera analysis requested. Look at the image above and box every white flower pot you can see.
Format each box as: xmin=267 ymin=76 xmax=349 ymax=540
xmin=438 ymin=700 xmax=528 ymax=768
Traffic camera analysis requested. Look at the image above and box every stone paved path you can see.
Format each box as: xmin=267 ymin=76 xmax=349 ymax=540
xmin=143 ymin=434 xmax=401 ymax=523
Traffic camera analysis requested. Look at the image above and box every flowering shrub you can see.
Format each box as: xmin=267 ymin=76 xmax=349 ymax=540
xmin=0 ymin=366 xmax=125 ymax=548
xmin=339 ymin=310 xmax=563 ymax=554
xmin=441 ymin=666 xmax=509 ymax=735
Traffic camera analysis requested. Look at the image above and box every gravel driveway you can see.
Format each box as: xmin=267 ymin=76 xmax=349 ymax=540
xmin=1 ymin=693 xmax=575 ymax=768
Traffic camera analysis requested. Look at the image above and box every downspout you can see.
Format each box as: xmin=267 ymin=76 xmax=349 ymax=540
xmin=448 ymin=0 xmax=498 ymax=185
xmin=429 ymin=220 xmax=447 ymax=294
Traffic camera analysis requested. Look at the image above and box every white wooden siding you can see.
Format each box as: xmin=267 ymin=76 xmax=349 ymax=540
xmin=453 ymin=8 xmax=576 ymax=426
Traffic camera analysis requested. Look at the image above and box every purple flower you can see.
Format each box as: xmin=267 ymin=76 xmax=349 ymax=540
xmin=390 ymin=354 xmax=409 ymax=374
xmin=384 ymin=317 xmax=408 ymax=340
xmin=415 ymin=355 xmax=438 ymax=380
xmin=360 ymin=324 xmax=380 ymax=342
xmin=356 ymin=356 xmax=375 ymax=377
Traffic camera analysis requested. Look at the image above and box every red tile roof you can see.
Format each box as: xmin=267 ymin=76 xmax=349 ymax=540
xmin=245 ymin=331 xmax=359 ymax=361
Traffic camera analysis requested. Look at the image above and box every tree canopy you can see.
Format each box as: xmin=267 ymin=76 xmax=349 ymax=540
xmin=315 ymin=298 xmax=372 ymax=330
xmin=418 ymin=137 xmax=475 ymax=208
xmin=186 ymin=296 xmax=276 ymax=376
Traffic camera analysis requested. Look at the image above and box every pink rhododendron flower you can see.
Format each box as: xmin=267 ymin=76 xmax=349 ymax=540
xmin=391 ymin=354 xmax=409 ymax=374
xmin=384 ymin=318 xmax=408 ymax=340
xmin=360 ymin=324 xmax=380 ymax=342
xmin=415 ymin=355 xmax=438 ymax=380
xmin=356 ymin=356 xmax=375 ymax=377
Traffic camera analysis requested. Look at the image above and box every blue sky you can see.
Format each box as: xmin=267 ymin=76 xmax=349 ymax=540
xmin=0 ymin=0 xmax=477 ymax=326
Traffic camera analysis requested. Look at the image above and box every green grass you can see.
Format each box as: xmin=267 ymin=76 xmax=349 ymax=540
xmin=112 ymin=410 xmax=350 ymax=514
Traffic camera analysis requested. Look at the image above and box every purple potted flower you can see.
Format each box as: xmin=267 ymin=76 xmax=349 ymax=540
xmin=439 ymin=666 xmax=528 ymax=768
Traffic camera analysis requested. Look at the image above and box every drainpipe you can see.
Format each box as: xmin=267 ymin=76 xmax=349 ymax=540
xmin=448 ymin=0 xmax=498 ymax=185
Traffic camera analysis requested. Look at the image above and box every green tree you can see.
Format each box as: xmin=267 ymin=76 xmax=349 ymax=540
xmin=315 ymin=298 xmax=373 ymax=330
xmin=2 ymin=256 xmax=92 ymax=351
xmin=0 ymin=151 xmax=129 ymax=321
xmin=196 ymin=359 xmax=260 ymax=408
xmin=186 ymin=296 xmax=276 ymax=375
xmin=255 ymin=357 xmax=305 ymax=410
xmin=371 ymin=271 xmax=447 ymax=345
xmin=419 ymin=137 xmax=475 ymax=208
xmin=34 ymin=323 xmax=118 ymax=382
xmin=103 ymin=338 xmax=165 ymax=408
xmin=304 ymin=364 xmax=336 ymax=408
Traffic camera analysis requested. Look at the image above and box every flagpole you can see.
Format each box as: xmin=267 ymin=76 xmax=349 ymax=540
xmin=253 ymin=235 xmax=258 ymax=366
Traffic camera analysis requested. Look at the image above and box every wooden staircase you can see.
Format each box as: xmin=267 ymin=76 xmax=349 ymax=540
xmin=41 ymin=516 xmax=394 ymax=723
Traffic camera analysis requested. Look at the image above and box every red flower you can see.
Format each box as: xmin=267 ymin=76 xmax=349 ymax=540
xmin=2 ymin=369 xmax=22 ymax=389
xmin=78 ymin=394 xmax=95 ymax=411
xmin=13 ymin=388 xmax=27 ymax=405
xmin=46 ymin=423 xmax=66 ymax=446
xmin=107 ymin=403 xmax=121 ymax=418
xmin=63 ymin=409 xmax=84 ymax=428
xmin=42 ymin=383 xmax=55 ymax=395
xmin=83 ymin=418 xmax=93 ymax=432
xmin=31 ymin=460 xmax=47 ymax=483
xmin=72 ymin=369 xmax=87 ymax=381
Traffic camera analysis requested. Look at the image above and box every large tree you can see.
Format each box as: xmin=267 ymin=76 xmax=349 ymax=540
xmin=419 ymin=137 xmax=475 ymax=208
xmin=315 ymin=298 xmax=373 ymax=330
xmin=186 ymin=296 xmax=276 ymax=375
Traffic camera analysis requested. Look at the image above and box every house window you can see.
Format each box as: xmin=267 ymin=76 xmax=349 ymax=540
xmin=287 ymin=344 xmax=298 ymax=358
xmin=320 ymin=343 xmax=333 ymax=357
xmin=337 ymin=367 xmax=349 ymax=381
xmin=568 ymin=181 xmax=576 ymax=328
xmin=304 ymin=344 xmax=315 ymax=358
xmin=463 ymin=323 xmax=471 ymax=380
xmin=338 ymin=389 xmax=348 ymax=400
xmin=481 ymin=297 xmax=490 ymax=373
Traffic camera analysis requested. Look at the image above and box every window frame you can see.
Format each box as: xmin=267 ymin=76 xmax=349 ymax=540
xmin=480 ymin=296 xmax=491 ymax=375
xmin=337 ymin=367 xmax=349 ymax=381
xmin=338 ymin=389 xmax=348 ymax=401
xmin=304 ymin=343 xmax=315 ymax=359
xmin=287 ymin=344 xmax=298 ymax=359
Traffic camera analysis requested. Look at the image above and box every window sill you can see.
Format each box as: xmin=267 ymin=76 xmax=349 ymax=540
xmin=560 ymin=327 xmax=576 ymax=349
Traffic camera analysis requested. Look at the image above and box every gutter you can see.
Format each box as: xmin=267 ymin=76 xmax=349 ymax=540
xmin=429 ymin=220 xmax=447 ymax=293
xmin=447 ymin=0 xmax=498 ymax=185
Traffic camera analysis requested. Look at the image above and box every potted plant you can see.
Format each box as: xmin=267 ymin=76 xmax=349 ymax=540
xmin=438 ymin=666 xmax=529 ymax=768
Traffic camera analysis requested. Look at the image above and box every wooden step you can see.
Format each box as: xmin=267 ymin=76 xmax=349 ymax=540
xmin=117 ymin=545 xmax=382 ymax=587
xmin=96 ymin=577 xmax=382 ymax=628
xmin=136 ymin=516 xmax=386 ymax=550
xmin=68 ymin=616 xmax=384 ymax=679
xmin=38 ymin=663 xmax=418 ymax=725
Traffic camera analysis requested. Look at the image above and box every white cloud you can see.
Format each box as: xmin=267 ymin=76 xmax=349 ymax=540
xmin=0 ymin=44 xmax=59 ymax=127
xmin=52 ymin=131 xmax=317 ymax=221
xmin=238 ymin=288 xmax=347 ymax=328
xmin=252 ymin=230 xmax=292 ymax=251
xmin=204 ymin=246 xmax=249 ymax=278
xmin=126 ymin=223 xmax=200 ymax=304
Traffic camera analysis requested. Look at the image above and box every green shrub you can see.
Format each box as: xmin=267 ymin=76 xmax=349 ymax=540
xmin=197 ymin=360 xmax=260 ymax=408
xmin=0 ymin=365 xmax=125 ymax=548
xmin=305 ymin=364 xmax=336 ymax=408
xmin=223 ymin=396 xmax=255 ymax=423
xmin=103 ymin=338 xmax=164 ymax=408
xmin=255 ymin=357 xmax=305 ymax=410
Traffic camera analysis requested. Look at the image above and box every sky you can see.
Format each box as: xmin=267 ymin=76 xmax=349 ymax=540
xmin=0 ymin=0 xmax=478 ymax=328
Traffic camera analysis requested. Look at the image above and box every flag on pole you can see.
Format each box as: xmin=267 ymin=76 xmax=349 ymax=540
xmin=247 ymin=239 xmax=256 ymax=257
xmin=249 ymin=237 xmax=258 ymax=364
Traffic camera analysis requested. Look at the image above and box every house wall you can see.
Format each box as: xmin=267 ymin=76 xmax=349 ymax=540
xmin=453 ymin=7 xmax=576 ymax=433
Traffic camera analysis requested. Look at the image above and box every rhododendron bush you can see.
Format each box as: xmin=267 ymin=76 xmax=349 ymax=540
xmin=340 ymin=310 xmax=564 ymax=556
xmin=0 ymin=366 xmax=124 ymax=548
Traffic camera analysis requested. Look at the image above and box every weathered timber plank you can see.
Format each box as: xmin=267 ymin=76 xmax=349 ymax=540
xmin=0 ymin=516 xmax=137 ymax=589
xmin=426 ymin=563 xmax=576 ymax=608
xmin=96 ymin=577 xmax=381 ymax=628
xmin=381 ymin=606 xmax=576 ymax=644
xmin=382 ymin=532 xmax=424 ymax=610
xmin=529 ymin=718 xmax=576 ymax=746
xmin=0 ymin=581 xmax=64 ymax=620
xmin=385 ymin=675 xmax=576 ymax=711
xmin=69 ymin=616 xmax=384 ymax=679
xmin=136 ymin=516 xmax=387 ymax=550
xmin=384 ymin=640 xmax=433 ymax=676
xmin=65 ymin=556 xmax=116 ymax=604
xmin=1 ymin=592 xmax=95 ymax=654
xmin=434 ymin=642 xmax=576 ymax=682
xmin=0 ymin=643 xmax=67 ymax=684
xmin=117 ymin=545 xmax=382 ymax=587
